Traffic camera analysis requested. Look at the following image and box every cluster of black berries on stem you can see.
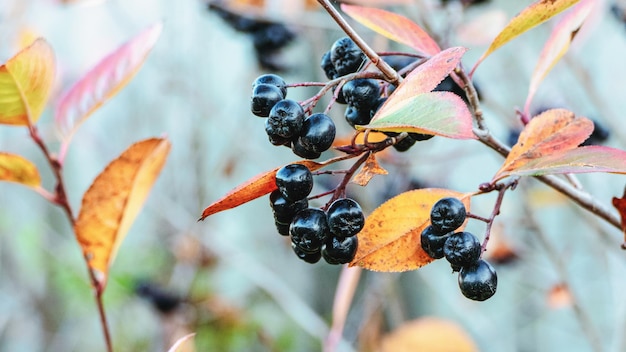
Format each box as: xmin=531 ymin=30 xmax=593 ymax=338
xmin=421 ymin=197 xmax=498 ymax=301
xmin=271 ymin=164 xmax=363 ymax=265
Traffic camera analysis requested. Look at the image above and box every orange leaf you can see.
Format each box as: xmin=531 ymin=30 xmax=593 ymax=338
xmin=524 ymin=0 xmax=594 ymax=115
xmin=199 ymin=160 xmax=324 ymax=221
xmin=55 ymin=22 xmax=162 ymax=137
xmin=340 ymin=4 xmax=441 ymax=56
xmin=470 ymin=0 xmax=581 ymax=76
xmin=0 ymin=152 xmax=41 ymax=187
xmin=350 ymin=188 xmax=472 ymax=272
xmin=352 ymin=153 xmax=388 ymax=186
xmin=493 ymin=109 xmax=592 ymax=181
xmin=380 ymin=317 xmax=478 ymax=352
xmin=0 ymin=38 xmax=55 ymax=125
xmin=75 ymin=138 xmax=171 ymax=289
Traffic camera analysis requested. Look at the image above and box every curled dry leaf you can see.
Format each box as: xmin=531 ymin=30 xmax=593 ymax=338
xmin=351 ymin=153 xmax=388 ymax=186
xmin=380 ymin=317 xmax=478 ymax=352
xmin=0 ymin=152 xmax=42 ymax=187
xmin=350 ymin=188 xmax=472 ymax=272
xmin=0 ymin=38 xmax=55 ymax=125
xmin=75 ymin=138 xmax=171 ymax=289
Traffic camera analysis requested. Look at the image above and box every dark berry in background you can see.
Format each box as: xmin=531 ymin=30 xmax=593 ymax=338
xmin=327 ymin=198 xmax=365 ymax=238
xmin=298 ymin=113 xmax=336 ymax=154
xmin=393 ymin=134 xmax=417 ymax=152
xmin=292 ymin=242 xmax=322 ymax=264
xmin=430 ymin=197 xmax=467 ymax=234
xmin=253 ymin=73 xmax=287 ymax=97
xmin=267 ymin=99 xmax=305 ymax=140
xmin=421 ymin=225 xmax=451 ymax=259
xmin=458 ymin=259 xmax=497 ymax=301
xmin=290 ymin=208 xmax=330 ymax=253
xmin=322 ymin=235 xmax=358 ymax=264
xmin=136 ymin=281 xmax=181 ymax=314
xmin=580 ymin=119 xmax=610 ymax=146
xmin=251 ymin=84 xmax=283 ymax=117
xmin=443 ymin=231 xmax=482 ymax=267
xmin=330 ymin=37 xmax=366 ymax=76
xmin=275 ymin=164 xmax=313 ymax=201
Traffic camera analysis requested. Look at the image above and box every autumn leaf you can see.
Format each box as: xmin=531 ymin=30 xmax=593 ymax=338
xmin=55 ymin=22 xmax=162 ymax=139
xmin=199 ymin=160 xmax=324 ymax=221
xmin=167 ymin=333 xmax=196 ymax=352
xmin=352 ymin=153 xmax=387 ymax=186
xmin=0 ymin=38 xmax=55 ymax=126
xmin=75 ymin=138 xmax=171 ymax=289
xmin=350 ymin=188 xmax=472 ymax=272
xmin=0 ymin=152 xmax=41 ymax=187
xmin=380 ymin=317 xmax=478 ymax=352
xmin=524 ymin=0 xmax=594 ymax=115
xmin=470 ymin=0 xmax=581 ymax=76
xmin=340 ymin=4 xmax=441 ymax=56
xmin=612 ymin=188 xmax=626 ymax=246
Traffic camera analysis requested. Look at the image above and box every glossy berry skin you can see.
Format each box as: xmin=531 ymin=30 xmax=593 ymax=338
xmin=292 ymin=242 xmax=321 ymax=264
xmin=290 ymin=208 xmax=330 ymax=253
xmin=321 ymin=51 xmax=337 ymax=80
xmin=458 ymin=259 xmax=497 ymax=301
xmin=298 ymin=113 xmax=336 ymax=153
xmin=253 ymin=73 xmax=287 ymax=97
xmin=275 ymin=220 xmax=290 ymax=236
xmin=322 ymin=235 xmax=358 ymax=265
xmin=330 ymin=37 xmax=366 ymax=76
xmin=292 ymin=139 xmax=321 ymax=159
xmin=443 ymin=231 xmax=481 ymax=267
xmin=341 ymin=79 xmax=381 ymax=110
xmin=275 ymin=164 xmax=313 ymax=201
xmin=327 ymin=198 xmax=365 ymax=238
xmin=430 ymin=197 xmax=467 ymax=234
xmin=344 ymin=105 xmax=372 ymax=127
xmin=251 ymin=84 xmax=284 ymax=117
xmin=265 ymin=121 xmax=291 ymax=146
xmin=267 ymin=99 xmax=305 ymax=140
xmin=269 ymin=190 xmax=308 ymax=223
xmin=420 ymin=225 xmax=452 ymax=259
xmin=393 ymin=135 xmax=416 ymax=152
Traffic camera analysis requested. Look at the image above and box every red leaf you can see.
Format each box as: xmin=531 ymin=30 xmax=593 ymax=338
xmin=612 ymin=188 xmax=626 ymax=246
xmin=340 ymin=4 xmax=441 ymax=56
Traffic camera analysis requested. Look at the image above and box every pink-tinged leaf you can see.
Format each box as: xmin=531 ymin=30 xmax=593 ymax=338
xmin=0 ymin=38 xmax=55 ymax=126
xmin=340 ymin=4 xmax=441 ymax=56
xmin=470 ymin=0 xmax=581 ymax=76
xmin=361 ymin=92 xmax=476 ymax=140
xmin=495 ymin=146 xmax=626 ymax=179
xmin=55 ymin=22 xmax=163 ymax=136
xmin=524 ymin=0 xmax=594 ymax=115
xmin=373 ymin=47 xmax=468 ymax=120
xmin=0 ymin=152 xmax=42 ymax=187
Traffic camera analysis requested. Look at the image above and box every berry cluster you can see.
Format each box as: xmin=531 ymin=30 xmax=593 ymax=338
xmin=270 ymin=164 xmax=363 ymax=265
xmin=251 ymin=74 xmax=337 ymax=159
xmin=421 ymin=197 xmax=497 ymax=301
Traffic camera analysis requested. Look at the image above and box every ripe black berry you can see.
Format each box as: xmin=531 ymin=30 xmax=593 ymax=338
xmin=344 ymin=105 xmax=372 ymax=127
xmin=290 ymin=208 xmax=330 ymax=253
xmin=297 ymin=113 xmax=336 ymax=153
xmin=458 ymin=259 xmax=497 ymax=301
xmin=292 ymin=139 xmax=322 ymax=159
xmin=275 ymin=164 xmax=313 ymax=201
xmin=430 ymin=197 xmax=467 ymax=234
xmin=253 ymin=73 xmax=287 ymax=97
xmin=269 ymin=190 xmax=308 ymax=223
xmin=443 ymin=231 xmax=481 ymax=267
xmin=409 ymin=132 xmax=434 ymax=141
xmin=393 ymin=134 xmax=416 ymax=152
xmin=420 ymin=225 xmax=452 ymax=259
xmin=265 ymin=120 xmax=292 ymax=146
xmin=292 ymin=242 xmax=321 ymax=264
xmin=327 ymin=198 xmax=365 ymax=238
xmin=330 ymin=37 xmax=366 ymax=76
xmin=321 ymin=51 xmax=337 ymax=80
xmin=322 ymin=235 xmax=358 ymax=265
xmin=251 ymin=84 xmax=284 ymax=117
xmin=341 ymin=79 xmax=381 ymax=110
xmin=275 ymin=220 xmax=290 ymax=236
xmin=267 ymin=99 xmax=305 ymax=140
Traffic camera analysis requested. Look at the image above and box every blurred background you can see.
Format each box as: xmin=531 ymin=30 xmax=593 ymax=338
xmin=1 ymin=0 xmax=626 ymax=351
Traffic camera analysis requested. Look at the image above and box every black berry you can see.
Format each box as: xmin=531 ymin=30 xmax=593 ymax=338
xmin=430 ymin=197 xmax=467 ymax=234
xmin=443 ymin=231 xmax=481 ymax=267
xmin=292 ymin=139 xmax=322 ymax=159
xmin=330 ymin=37 xmax=366 ymax=76
xmin=344 ymin=105 xmax=372 ymax=127
xmin=409 ymin=132 xmax=434 ymax=141
xmin=292 ymin=242 xmax=321 ymax=264
xmin=393 ymin=134 xmax=416 ymax=152
xmin=341 ymin=79 xmax=381 ymax=110
xmin=290 ymin=208 xmax=330 ymax=253
xmin=275 ymin=220 xmax=290 ymax=236
xmin=275 ymin=164 xmax=313 ymax=201
xmin=253 ymin=73 xmax=287 ymax=97
xmin=269 ymin=190 xmax=308 ymax=223
xmin=581 ymin=119 xmax=610 ymax=146
xmin=458 ymin=259 xmax=497 ymax=301
xmin=267 ymin=99 xmax=305 ymax=140
xmin=251 ymin=84 xmax=284 ymax=117
xmin=265 ymin=120 xmax=292 ymax=146
xmin=322 ymin=235 xmax=358 ymax=265
xmin=321 ymin=51 xmax=337 ymax=80
xmin=420 ymin=225 xmax=452 ymax=259
xmin=297 ymin=113 xmax=336 ymax=153
xmin=327 ymin=198 xmax=365 ymax=238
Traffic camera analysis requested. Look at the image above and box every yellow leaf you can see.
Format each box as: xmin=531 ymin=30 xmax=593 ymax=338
xmin=0 ymin=38 xmax=55 ymax=125
xmin=350 ymin=188 xmax=472 ymax=272
xmin=0 ymin=152 xmax=41 ymax=187
xmin=75 ymin=138 xmax=171 ymax=288
xmin=380 ymin=317 xmax=478 ymax=352
xmin=351 ymin=153 xmax=388 ymax=186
